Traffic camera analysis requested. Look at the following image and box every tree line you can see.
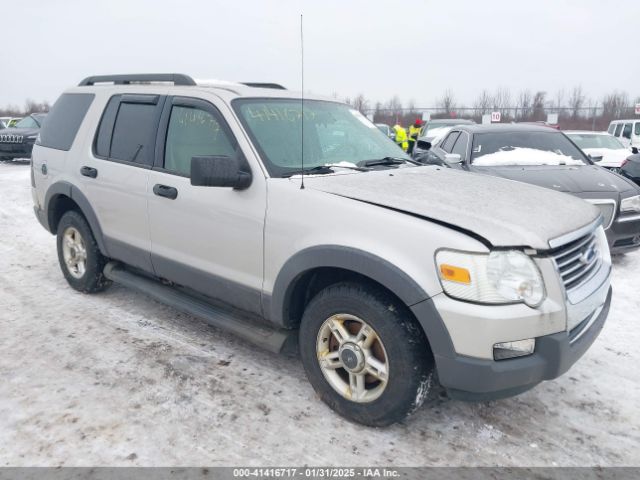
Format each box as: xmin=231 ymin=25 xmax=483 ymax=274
xmin=0 ymin=99 xmax=51 ymax=118
xmin=341 ymin=87 xmax=640 ymax=130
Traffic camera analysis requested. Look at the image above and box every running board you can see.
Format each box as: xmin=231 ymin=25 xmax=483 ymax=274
xmin=103 ymin=262 xmax=296 ymax=354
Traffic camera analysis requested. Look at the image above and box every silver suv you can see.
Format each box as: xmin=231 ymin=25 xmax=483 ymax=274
xmin=32 ymin=74 xmax=612 ymax=426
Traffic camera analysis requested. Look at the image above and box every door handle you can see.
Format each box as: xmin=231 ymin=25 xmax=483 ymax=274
xmin=153 ymin=184 xmax=178 ymax=200
xmin=80 ymin=166 xmax=98 ymax=178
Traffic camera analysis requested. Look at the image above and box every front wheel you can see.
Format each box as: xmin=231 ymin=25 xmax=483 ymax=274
xmin=299 ymin=282 xmax=434 ymax=427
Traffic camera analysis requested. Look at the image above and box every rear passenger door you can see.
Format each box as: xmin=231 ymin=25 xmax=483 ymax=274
xmin=82 ymin=94 xmax=165 ymax=272
xmin=146 ymin=96 xmax=266 ymax=315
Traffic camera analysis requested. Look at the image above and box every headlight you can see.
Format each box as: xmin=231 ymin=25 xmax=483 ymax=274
xmin=435 ymin=249 xmax=546 ymax=307
xmin=621 ymin=195 xmax=640 ymax=213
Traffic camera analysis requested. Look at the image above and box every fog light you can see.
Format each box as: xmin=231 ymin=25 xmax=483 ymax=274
xmin=493 ymin=339 xmax=535 ymax=360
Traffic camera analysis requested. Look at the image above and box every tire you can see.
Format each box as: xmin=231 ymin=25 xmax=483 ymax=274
xmin=56 ymin=210 xmax=111 ymax=293
xmin=299 ymin=281 xmax=434 ymax=427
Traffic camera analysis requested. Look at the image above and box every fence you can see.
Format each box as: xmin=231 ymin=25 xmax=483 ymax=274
xmin=367 ymin=105 xmax=640 ymax=131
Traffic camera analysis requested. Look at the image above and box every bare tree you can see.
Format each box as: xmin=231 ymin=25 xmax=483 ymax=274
xmin=532 ymin=91 xmax=546 ymax=120
xmin=351 ymin=93 xmax=369 ymax=114
xmin=437 ymin=89 xmax=456 ymax=115
xmin=516 ymin=89 xmax=533 ymax=119
xmin=492 ymin=87 xmax=512 ymax=117
xmin=602 ymin=90 xmax=630 ymax=119
xmin=554 ymin=88 xmax=566 ymax=112
xmin=24 ymin=99 xmax=50 ymax=114
xmin=385 ymin=96 xmax=403 ymax=118
xmin=568 ymin=86 xmax=586 ymax=119
xmin=473 ymin=89 xmax=493 ymax=115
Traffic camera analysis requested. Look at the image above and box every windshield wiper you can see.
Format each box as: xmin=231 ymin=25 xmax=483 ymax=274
xmin=282 ymin=163 xmax=369 ymax=178
xmin=357 ymin=156 xmax=421 ymax=167
xmin=282 ymin=165 xmax=335 ymax=178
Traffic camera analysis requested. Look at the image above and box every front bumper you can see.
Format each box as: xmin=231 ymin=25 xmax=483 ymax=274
xmin=438 ymin=287 xmax=611 ymax=401
xmin=0 ymin=141 xmax=35 ymax=159
xmin=607 ymin=213 xmax=640 ymax=253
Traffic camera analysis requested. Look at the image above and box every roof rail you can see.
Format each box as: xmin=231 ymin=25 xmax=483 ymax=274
xmin=78 ymin=74 xmax=196 ymax=86
xmin=241 ymin=82 xmax=287 ymax=90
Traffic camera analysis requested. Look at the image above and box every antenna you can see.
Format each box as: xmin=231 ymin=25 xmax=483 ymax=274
xmin=300 ymin=13 xmax=305 ymax=190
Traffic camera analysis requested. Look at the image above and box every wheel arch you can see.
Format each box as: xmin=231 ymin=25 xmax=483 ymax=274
xmin=44 ymin=181 xmax=108 ymax=256
xmin=268 ymin=246 xmax=430 ymax=329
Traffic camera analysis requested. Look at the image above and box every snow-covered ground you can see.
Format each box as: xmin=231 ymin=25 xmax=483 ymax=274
xmin=0 ymin=161 xmax=639 ymax=466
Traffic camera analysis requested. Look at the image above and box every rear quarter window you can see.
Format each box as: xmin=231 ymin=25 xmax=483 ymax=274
xmin=38 ymin=93 xmax=94 ymax=151
xmin=607 ymin=123 xmax=616 ymax=134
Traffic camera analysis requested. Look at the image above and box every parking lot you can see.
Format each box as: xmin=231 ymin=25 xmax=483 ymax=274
xmin=0 ymin=160 xmax=638 ymax=466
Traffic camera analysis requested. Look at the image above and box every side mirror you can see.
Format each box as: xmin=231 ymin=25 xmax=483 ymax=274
xmin=444 ymin=153 xmax=462 ymax=164
xmin=632 ymin=147 xmax=639 ymax=155
xmin=190 ymin=155 xmax=252 ymax=189
xmin=588 ymin=154 xmax=603 ymax=162
xmin=416 ymin=139 xmax=432 ymax=150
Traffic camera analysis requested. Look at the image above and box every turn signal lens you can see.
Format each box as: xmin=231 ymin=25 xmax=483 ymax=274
xmin=439 ymin=264 xmax=471 ymax=284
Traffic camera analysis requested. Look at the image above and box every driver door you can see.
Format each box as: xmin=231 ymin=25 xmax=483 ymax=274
xmin=147 ymin=96 xmax=266 ymax=315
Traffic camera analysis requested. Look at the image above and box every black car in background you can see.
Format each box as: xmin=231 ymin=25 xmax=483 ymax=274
xmin=0 ymin=113 xmax=47 ymax=161
xmin=620 ymin=154 xmax=640 ymax=187
xmin=418 ymin=124 xmax=640 ymax=253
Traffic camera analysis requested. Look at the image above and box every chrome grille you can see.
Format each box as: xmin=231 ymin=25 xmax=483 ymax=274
xmin=550 ymin=230 xmax=601 ymax=292
xmin=0 ymin=134 xmax=23 ymax=143
xmin=585 ymin=200 xmax=616 ymax=230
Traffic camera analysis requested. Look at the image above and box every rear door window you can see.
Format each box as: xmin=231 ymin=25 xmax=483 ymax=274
xmin=622 ymin=123 xmax=633 ymax=140
xmin=440 ymin=131 xmax=460 ymax=153
xmin=451 ymin=132 xmax=469 ymax=158
xmin=38 ymin=93 xmax=94 ymax=151
xmin=93 ymin=94 xmax=162 ymax=166
xmin=614 ymin=124 xmax=623 ymax=137
xmin=110 ymin=102 xmax=158 ymax=166
xmin=635 ymin=122 xmax=640 ymax=136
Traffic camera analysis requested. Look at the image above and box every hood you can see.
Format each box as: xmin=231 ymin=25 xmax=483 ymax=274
xmin=473 ymin=164 xmax=636 ymax=194
xmin=582 ymin=147 xmax=630 ymax=168
xmin=303 ymin=167 xmax=600 ymax=250
xmin=0 ymin=127 xmax=39 ymax=137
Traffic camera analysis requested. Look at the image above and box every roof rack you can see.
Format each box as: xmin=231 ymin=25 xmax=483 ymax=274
xmin=241 ymin=82 xmax=287 ymax=90
xmin=78 ymin=74 xmax=197 ymax=86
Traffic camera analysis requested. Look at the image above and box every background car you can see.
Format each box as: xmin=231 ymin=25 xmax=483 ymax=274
xmin=426 ymin=124 xmax=640 ymax=253
xmin=0 ymin=113 xmax=46 ymax=161
xmin=608 ymin=119 xmax=640 ymax=150
xmin=375 ymin=123 xmax=394 ymax=139
xmin=411 ymin=119 xmax=475 ymax=158
xmin=565 ymin=130 xmax=634 ymax=171
xmin=620 ymin=154 xmax=640 ymax=187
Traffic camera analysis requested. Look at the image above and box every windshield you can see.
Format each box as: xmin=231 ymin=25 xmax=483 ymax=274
xmin=14 ymin=116 xmax=40 ymax=129
xmin=471 ymin=131 xmax=588 ymax=166
xmin=233 ymin=99 xmax=409 ymax=177
xmin=567 ymin=133 xmax=625 ymax=150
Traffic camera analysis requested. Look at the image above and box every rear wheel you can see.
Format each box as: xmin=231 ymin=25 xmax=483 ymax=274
xmin=299 ymin=282 xmax=434 ymax=426
xmin=56 ymin=210 xmax=111 ymax=293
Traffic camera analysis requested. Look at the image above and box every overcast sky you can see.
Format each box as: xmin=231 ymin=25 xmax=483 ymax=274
xmin=3 ymin=0 xmax=639 ymax=109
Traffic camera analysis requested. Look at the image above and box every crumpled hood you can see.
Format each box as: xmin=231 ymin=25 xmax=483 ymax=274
xmin=473 ymin=164 xmax=636 ymax=194
xmin=303 ymin=167 xmax=600 ymax=250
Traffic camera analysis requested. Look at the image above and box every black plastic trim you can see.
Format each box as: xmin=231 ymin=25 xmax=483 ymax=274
xmin=43 ymin=181 xmax=108 ymax=255
xmin=79 ymin=74 xmax=196 ymax=86
xmin=269 ymin=245 xmax=434 ymax=327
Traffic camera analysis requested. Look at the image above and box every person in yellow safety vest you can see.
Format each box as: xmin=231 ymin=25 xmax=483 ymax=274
xmin=407 ymin=118 xmax=423 ymax=155
xmin=392 ymin=123 xmax=408 ymax=152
